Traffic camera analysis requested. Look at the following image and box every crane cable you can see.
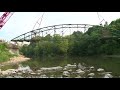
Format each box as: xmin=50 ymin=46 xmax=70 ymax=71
xmin=97 ymin=12 xmax=106 ymax=25
xmin=97 ymin=12 xmax=101 ymax=22
xmin=38 ymin=12 xmax=45 ymax=28
xmin=32 ymin=12 xmax=45 ymax=30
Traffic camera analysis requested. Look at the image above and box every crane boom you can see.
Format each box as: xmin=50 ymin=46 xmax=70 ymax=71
xmin=0 ymin=12 xmax=14 ymax=30
xmin=32 ymin=12 xmax=45 ymax=30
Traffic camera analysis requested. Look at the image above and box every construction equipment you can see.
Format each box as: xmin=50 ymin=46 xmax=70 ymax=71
xmin=97 ymin=12 xmax=106 ymax=25
xmin=0 ymin=12 xmax=14 ymax=30
xmin=32 ymin=12 xmax=45 ymax=30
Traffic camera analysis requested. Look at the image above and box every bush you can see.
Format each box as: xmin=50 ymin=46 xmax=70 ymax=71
xmin=0 ymin=42 xmax=15 ymax=63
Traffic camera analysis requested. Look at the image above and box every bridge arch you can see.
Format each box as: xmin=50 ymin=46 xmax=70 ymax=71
xmin=11 ymin=24 xmax=95 ymax=42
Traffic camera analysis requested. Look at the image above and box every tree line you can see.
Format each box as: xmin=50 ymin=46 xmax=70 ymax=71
xmin=20 ymin=18 xmax=120 ymax=58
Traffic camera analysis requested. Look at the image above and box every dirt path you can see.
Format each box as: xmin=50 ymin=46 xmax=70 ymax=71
xmin=0 ymin=55 xmax=30 ymax=66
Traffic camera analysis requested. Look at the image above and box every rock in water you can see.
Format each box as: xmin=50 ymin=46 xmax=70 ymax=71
xmin=88 ymin=77 xmax=93 ymax=78
xmin=67 ymin=64 xmax=76 ymax=68
xmin=0 ymin=69 xmax=2 ymax=74
xmin=41 ymin=66 xmax=63 ymax=72
xmin=6 ymin=76 xmax=14 ymax=78
xmin=37 ymin=70 xmax=42 ymax=73
xmin=90 ymin=66 xmax=94 ymax=69
xmin=40 ymin=74 xmax=47 ymax=78
xmin=88 ymin=73 xmax=95 ymax=77
xmin=30 ymin=73 xmax=36 ymax=75
xmin=64 ymin=64 xmax=76 ymax=70
xmin=104 ymin=74 xmax=113 ymax=78
xmin=63 ymin=71 xmax=70 ymax=77
xmin=17 ymin=73 xmax=22 ymax=75
xmin=76 ymin=69 xmax=85 ymax=75
xmin=97 ymin=68 xmax=104 ymax=72
xmin=89 ymin=66 xmax=95 ymax=71
xmin=68 ymin=69 xmax=72 ymax=72
xmin=18 ymin=65 xmax=33 ymax=73
xmin=78 ymin=63 xmax=86 ymax=70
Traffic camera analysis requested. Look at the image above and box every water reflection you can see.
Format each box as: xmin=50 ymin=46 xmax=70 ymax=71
xmin=21 ymin=56 xmax=120 ymax=77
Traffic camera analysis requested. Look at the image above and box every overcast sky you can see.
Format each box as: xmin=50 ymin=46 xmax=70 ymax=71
xmin=0 ymin=12 xmax=120 ymax=41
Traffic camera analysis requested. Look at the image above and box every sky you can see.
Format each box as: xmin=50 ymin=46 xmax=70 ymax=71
xmin=0 ymin=12 xmax=120 ymax=41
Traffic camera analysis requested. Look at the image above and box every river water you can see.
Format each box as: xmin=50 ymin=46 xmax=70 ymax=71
xmin=1 ymin=56 xmax=120 ymax=78
xmin=21 ymin=56 xmax=120 ymax=78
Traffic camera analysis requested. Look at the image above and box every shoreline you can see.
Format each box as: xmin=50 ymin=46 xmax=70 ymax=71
xmin=0 ymin=55 xmax=30 ymax=66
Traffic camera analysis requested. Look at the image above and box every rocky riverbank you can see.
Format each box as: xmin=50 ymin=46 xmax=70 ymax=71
xmin=0 ymin=63 xmax=113 ymax=78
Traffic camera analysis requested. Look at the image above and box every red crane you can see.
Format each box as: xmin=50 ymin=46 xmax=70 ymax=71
xmin=0 ymin=12 xmax=14 ymax=30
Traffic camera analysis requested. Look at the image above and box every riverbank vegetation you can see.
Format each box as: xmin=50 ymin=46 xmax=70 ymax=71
xmin=0 ymin=42 xmax=17 ymax=62
xmin=20 ymin=18 xmax=120 ymax=58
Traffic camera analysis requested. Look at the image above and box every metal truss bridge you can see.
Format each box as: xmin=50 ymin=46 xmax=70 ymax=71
xmin=11 ymin=24 xmax=95 ymax=42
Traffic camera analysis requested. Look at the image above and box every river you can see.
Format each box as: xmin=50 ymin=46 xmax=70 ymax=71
xmin=21 ymin=56 xmax=120 ymax=77
xmin=0 ymin=55 xmax=120 ymax=78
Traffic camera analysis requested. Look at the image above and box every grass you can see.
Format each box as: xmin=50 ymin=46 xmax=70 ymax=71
xmin=0 ymin=49 xmax=18 ymax=63
xmin=0 ymin=42 xmax=18 ymax=63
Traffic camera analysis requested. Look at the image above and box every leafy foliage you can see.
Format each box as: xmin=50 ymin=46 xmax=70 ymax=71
xmin=20 ymin=18 xmax=120 ymax=58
